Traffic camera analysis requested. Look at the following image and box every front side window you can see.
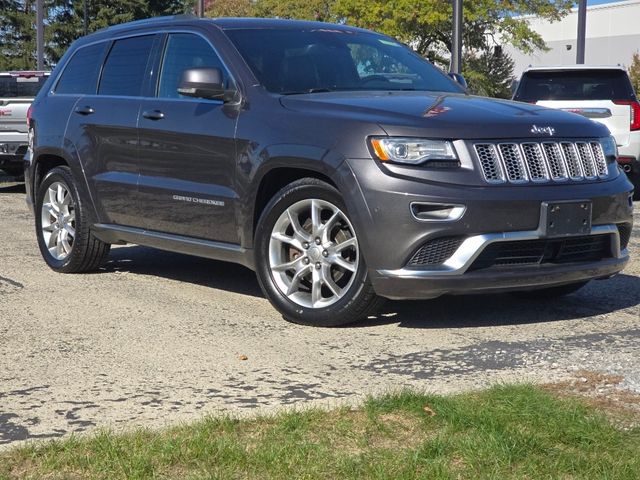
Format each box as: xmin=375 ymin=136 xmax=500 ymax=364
xmin=224 ymin=28 xmax=462 ymax=95
xmin=99 ymin=35 xmax=155 ymax=97
xmin=56 ymin=42 xmax=107 ymax=95
xmin=158 ymin=33 xmax=227 ymax=99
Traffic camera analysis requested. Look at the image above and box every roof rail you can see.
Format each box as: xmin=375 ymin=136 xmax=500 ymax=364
xmin=95 ymin=14 xmax=199 ymax=33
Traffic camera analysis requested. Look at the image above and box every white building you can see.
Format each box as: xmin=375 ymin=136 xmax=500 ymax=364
xmin=505 ymin=0 xmax=640 ymax=74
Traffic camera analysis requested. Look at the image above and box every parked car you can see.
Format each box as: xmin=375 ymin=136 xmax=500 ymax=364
xmin=512 ymin=65 xmax=640 ymax=198
xmin=0 ymin=70 xmax=50 ymax=177
xmin=25 ymin=16 xmax=634 ymax=326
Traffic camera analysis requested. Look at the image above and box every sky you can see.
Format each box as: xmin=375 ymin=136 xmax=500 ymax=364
xmin=587 ymin=0 xmax=622 ymax=4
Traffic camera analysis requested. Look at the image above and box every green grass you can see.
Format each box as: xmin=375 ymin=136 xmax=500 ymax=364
xmin=1 ymin=384 xmax=639 ymax=479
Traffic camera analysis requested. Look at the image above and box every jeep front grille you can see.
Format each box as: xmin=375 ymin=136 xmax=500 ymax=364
xmin=474 ymin=141 xmax=608 ymax=184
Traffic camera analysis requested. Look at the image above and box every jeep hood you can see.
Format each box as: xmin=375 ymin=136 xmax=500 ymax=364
xmin=279 ymin=91 xmax=610 ymax=140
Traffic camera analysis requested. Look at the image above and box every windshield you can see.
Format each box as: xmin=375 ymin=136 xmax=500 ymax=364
xmin=515 ymin=70 xmax=635 ymax=102
xmin=0 ymin=74 xmax=48 ymax=98
xmin=224 ymin=28 xmax=463 ymax=95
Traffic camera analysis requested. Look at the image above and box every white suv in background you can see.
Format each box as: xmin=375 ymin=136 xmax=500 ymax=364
xmin=513 ymin=65 xmax=639 ymax=198
xmin=0 ymin=71 xmax=50 ymax=177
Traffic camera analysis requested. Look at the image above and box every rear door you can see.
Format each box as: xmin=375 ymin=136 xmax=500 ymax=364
xmin=137 ymin=31 xmax=239 ymax=243
xmin=514 ymin=69 xmax=635 ymax=147
xmin=0 ymin=72 xmax=48 ymax=152
xmin=63 ymin=34 xmax=157 ymax=227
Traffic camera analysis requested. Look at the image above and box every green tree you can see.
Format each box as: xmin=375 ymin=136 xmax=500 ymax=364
xmin=0 ymin=0 xmax=37 ymax=70
xmin=252 ymin=0 xmax=334 ymax=21
xmin=629 ymin=51 xmax=640 ymax=95
xmin=0 ymin=0 xmax=191 ymax=69
xmin=205 ymin=0 xmax=254 ymax=17
xmin=463 ymin=47 xmax=515 ymax=99
xmin=332 ymin=0 xmax=573 ymax=65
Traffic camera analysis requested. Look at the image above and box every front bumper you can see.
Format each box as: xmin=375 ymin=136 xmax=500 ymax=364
xmin=340 ymin=158 xmax=634 ymax=300
xmin=371 ymin=226 xmax=628 ymax=299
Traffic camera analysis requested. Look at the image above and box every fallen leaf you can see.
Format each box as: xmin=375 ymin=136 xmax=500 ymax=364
xmin=239 ymin=355 xmax=248 ymax=361
xmin=423 ymin=405 xmax=436 ymax=416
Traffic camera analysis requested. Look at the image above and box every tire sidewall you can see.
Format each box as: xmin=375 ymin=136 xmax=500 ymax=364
xmin=255 ymin=180 xmax=370 ymax=326
xmin=35 ymin=167 xmax=83 ymax=272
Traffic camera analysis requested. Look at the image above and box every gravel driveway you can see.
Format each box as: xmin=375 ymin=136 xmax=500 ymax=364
xmin=1 ymin=178 xmax=638 ymax=448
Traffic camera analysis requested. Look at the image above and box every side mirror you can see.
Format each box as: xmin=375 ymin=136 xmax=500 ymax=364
xmin=448 ymin=72 xmax=468 ymax=90
xmin=178 ymin=68 xmax=229 ymax=101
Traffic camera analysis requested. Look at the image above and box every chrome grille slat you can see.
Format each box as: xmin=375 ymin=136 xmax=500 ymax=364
xmin=576 ymin=142 xmax=597 ymax=179
xmin=497 ymin=144 xmax=528 ymax=183
xmin=541 ymin=142 xmax=568 ymax=181
xmin=474 ymin=144 xmax=505 ymax=183
xmin=474 ymin=140 xmax=609 ymax=184
xmin=589 ymin=142 xmax=609 ymax=178
xmin=560 ymin=142 xmax=583 ymax=180
xmin=521 ymin=143 xmax=549 ymax=182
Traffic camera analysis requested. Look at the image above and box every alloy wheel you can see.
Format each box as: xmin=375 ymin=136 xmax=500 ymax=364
xmin=268 ymin=198 xmax=359 ymax=308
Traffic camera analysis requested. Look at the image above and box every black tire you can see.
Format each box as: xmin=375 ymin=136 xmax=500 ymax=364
xmin=511 ymin=281 xmax=589 ymax=299
xmin=254 ymin=178 xmax=383 ymax=327
xmin=35 ymin=166 xmax=110 ymax=273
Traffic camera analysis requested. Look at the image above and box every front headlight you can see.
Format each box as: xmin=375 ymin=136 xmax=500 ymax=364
xmin=369 ymin=137 xmax=458 ymax=165
xmin=601 ymin=135 xmax=618 ymax=160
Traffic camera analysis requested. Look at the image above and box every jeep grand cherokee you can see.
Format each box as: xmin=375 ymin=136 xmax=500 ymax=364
xmin=25 ymin=16 xmax=634 ymax=326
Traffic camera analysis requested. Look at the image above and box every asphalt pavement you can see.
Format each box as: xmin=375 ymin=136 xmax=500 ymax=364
xmin=1 ymin=177 xmax=638 ymax=449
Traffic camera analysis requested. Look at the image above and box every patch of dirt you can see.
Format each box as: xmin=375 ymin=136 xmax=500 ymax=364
xmin=544 ymin=370 xmax=640 ymax=430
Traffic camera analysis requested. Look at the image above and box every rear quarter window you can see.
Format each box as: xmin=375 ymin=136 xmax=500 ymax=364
xmin=55 ymin=42 xmax=108 ymax=95
xmin=515 ymin=70 xmax=635 ymax=102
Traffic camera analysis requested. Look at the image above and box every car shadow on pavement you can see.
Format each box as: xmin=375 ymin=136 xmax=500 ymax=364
xmin=103 ymin=244 xmax=264 ymax=297
xmin=103 ymin=245 xmax=640 ymax=329
xmin=0 ymin=182 xmax=26 ymax=194
xmin=361 ymin=273 xmax=640 ymax=329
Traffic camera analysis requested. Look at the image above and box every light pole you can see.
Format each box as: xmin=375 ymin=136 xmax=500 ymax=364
xmin=451 ymin=0 xmax=463 ymax=74
xmin=84 ymin=0 xmax=88 ymax=35
xmin=576 ymin=0 xmax=587 ymax=64
xmin=36 ymin=0 xmax=44 ymax=70
xmin=197 ymin=0 xmax=205 ymax=17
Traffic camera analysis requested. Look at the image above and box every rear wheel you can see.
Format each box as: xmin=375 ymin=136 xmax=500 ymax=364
xmin=35 ymin=166 xmax=110 ymax=272
xmin=511 ymin=281 xmax=589 ymax=299
xmin=255 ymin=178 xmax=383 ymax=326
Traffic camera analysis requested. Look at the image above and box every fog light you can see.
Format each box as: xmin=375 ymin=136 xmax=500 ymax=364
xmin=410 ymin=202 xmax=466 ymax=222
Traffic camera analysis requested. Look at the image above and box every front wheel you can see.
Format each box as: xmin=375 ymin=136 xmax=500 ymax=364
xmin=255 ymin=178 xmax=383 ymax=327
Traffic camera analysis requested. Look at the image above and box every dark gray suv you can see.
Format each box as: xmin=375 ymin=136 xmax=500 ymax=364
xmin=25 ymin=16 xmax=634 ymax=326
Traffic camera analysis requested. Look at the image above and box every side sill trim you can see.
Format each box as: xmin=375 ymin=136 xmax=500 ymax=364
xmin=93 ymin=223 xmax=255 ymax=270
xmin=378 ymin=224 xmax=622 ymax=278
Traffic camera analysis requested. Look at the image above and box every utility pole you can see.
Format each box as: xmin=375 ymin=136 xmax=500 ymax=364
xmin=197 ymin=0 xmax=205 ymax=17
xmin=36 ymin=0 xmax=44 ymax=70
xmin=84 ymin=0 xmax=88 ymax=36
xmin=576 ymin=0 xmax=587 ymax=64
xmin=451 ymin=0 xmax=463 ymax=74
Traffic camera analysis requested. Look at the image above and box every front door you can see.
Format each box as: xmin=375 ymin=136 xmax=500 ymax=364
xmin=137 ymin=32 xmax=239 ymax=243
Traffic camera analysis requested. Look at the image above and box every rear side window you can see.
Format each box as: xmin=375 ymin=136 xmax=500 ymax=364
xmin=56 ymin=42 xmax=107 ymax=94
xmin=99 ymin=35 xmax=155 ymax=97
xmin=158 ymin=33 xmax=228 ymax=99
xmin=515 ymin=70 xmax=635 ymax=102
xmin=0 ymin=74 xmax=48 ymax=98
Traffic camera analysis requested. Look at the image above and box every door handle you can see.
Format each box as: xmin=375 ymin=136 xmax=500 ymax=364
xmin=74 ymin=105 xmax=94 ymax=115
xmin=142 ymin=110 xmax=165 ymax=120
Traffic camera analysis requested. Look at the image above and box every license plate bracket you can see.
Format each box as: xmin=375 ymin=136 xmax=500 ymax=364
xmin=540 ymin=201 xmax=592 ymax=237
